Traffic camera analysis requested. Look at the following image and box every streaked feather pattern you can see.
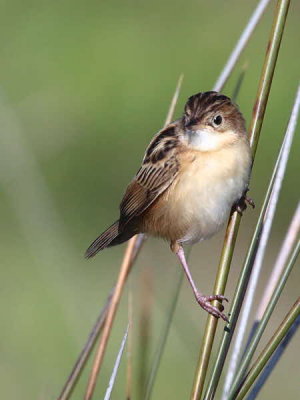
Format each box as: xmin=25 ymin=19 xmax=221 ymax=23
xmin=119 ymin=122 xmax=183 ymax=229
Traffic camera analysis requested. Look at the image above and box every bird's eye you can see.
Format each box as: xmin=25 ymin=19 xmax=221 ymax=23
xmin=212 ymin=115 xmax=223 ymax=127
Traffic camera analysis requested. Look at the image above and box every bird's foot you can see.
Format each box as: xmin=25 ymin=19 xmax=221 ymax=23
xmin=235 ymin=192 xmax=255 ymax=215
xmin=196 ymin=293 xmax=229 ymax=322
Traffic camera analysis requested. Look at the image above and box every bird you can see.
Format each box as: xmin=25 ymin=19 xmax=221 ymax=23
xmin=85 ymin=91 xmax=253 ymax=321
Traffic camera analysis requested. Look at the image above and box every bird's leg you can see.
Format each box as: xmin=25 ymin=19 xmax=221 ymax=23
xmin=171 ymin=242 xmax=228 ymax=321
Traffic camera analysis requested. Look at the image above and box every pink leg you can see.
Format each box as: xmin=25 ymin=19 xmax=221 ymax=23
xmin=175 ymin=245 xmax=228 ymax=321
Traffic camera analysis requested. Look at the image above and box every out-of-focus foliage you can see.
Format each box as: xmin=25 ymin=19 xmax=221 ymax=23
xmin=0 ymin=1 xmax=299 ymax=399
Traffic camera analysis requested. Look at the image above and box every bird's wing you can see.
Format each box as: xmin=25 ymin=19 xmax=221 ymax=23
xmin=119 ymin=122 xmax=182 ymax=229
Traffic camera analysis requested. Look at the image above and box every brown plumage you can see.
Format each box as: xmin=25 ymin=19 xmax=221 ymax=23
xmin=86 ymin=91 xmax=253 ymax=320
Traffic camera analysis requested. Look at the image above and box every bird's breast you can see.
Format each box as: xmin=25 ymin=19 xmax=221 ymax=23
xmin=142 ymin=140 xmax=251 ymax=244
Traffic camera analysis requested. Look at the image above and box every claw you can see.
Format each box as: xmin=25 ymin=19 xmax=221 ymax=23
xmin=196 ymin=293 xmax=229 ymax=322
xmin=235 ymin=190 xmax=255 ymax=215
xmin=245 ymin=196 xmax=255 ymax=209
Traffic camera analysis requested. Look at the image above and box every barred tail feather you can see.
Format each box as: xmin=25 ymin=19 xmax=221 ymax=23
xmin=85 ymin=220 xmax=136 ymax=258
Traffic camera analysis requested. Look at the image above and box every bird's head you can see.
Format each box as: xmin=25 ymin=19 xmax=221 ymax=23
xmin=183 ymin=91 xmax=247 ymax=151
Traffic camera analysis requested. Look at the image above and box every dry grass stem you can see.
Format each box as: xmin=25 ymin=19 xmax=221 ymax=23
xmin=164 ymin=74 xmax=184 ymax=126
xmin=84 ymin=238 xmax=137 ymax=400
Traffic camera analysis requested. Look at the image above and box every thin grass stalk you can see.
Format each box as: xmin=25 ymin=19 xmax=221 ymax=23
xmin=231 ymin=63 xmax=248 ymax=103
xmin=138 ymin=266 xmax=154 ymax=399
xmin=191 ymin=213 xmax=241 ymax=400
xmin=191 ymin=1 xmax=290 ymax=398
xmin=246 ymin=314 xmax=300 ymax=400
xmin=165 ymin=74 xmax=184 ymax=126
xmin=126 ymin=287 xmax=133 ymax=400
xmin=213 ymin=0 xmax=271 ymax=91
xmin=255 ymin=202 xmax=300 ymax=321
xmin=104 ymin=325 xmax=129 ymax=400
xmin=83 ymin=76 xmax=184 ymax=400
xmin=228 ymin=238 xmax=300 ymax=399
xmin=235 ymin=298 xmax=300 ymax=400
xmin=218 ymin=83 xmax=300 ymax=400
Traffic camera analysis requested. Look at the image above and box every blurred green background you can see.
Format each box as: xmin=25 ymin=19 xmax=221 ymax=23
xmin=0 ymin=1 xmax=299 ymax=399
